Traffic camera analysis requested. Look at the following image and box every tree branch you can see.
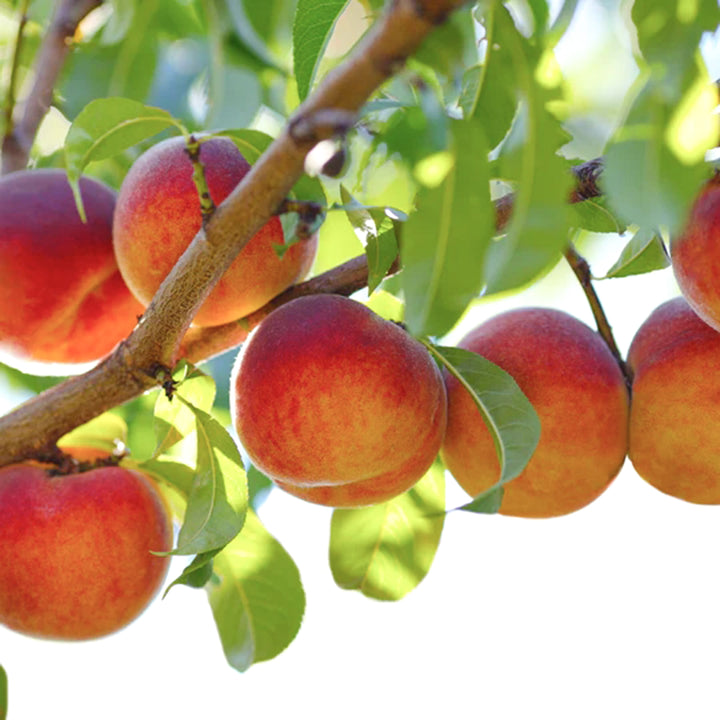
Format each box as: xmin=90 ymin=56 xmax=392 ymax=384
xmin=1 ymin=0 xmax=102 ymax=175
xmin=0 ymin=0 xmax=470 ymax=467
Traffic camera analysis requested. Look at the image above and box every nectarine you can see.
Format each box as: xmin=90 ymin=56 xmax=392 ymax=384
xmin=628 ymin=296 xmax=720 ymax=504
xmin=441 ymin=308 xmax=629 ymax=518
xmin=0 ymin=458 xmax=172 ymax=640
xmin=113 ymin=136 xmax=318 ymax=327
xmin=671 ymin=176 xmax=720 ymax=331
xmin=0 ymin=169 xmax=144 ymax=371
xmin=231 ymin=295 xmax=447 ymax=507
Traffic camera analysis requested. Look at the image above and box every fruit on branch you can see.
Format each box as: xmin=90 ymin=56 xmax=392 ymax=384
xmin=441 ymin=308 xmax=629 ymax=518
xmin=628 ymin=296 xmax=720 ymax=504
xmin=671 ymin=176 xmax=720 ymax=331
xmin=0 ymin=456 xmax=172 ymax=640
xmin=113 ymin=136 xmax=318 ymax=327
xmin=0 ymin=169 xmax=144 ymax=371
xmin=231 ymin=294 xmax=447 ymax=507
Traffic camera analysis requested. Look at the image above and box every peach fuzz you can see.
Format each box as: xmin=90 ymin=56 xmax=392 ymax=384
xmin=0 ymin=169 xmax=143 ymax=370
xmin=231 ymin=294 xmax=447 ymax=507
xmin=628 ymin=296 xmax=720 ymax=504
xmin=113 ymin=136 xmax=318 ymax=327
xmin=671 ymin=176 xmax=720 ymax=331
xmin=441 ymin=308 xmax=629 ymax=518
xmin=0 ymin=458 xmax=172 ymax=640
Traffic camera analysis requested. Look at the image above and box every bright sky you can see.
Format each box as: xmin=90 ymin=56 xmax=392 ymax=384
xmin=3 ymin=2 xmax=720 ymax=718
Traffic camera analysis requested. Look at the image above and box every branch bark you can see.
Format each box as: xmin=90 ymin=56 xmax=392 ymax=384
xmin=0 ymin=0 xmax=470 ymax=467
xmin=1 ymin=0 xmax=102 ymax=175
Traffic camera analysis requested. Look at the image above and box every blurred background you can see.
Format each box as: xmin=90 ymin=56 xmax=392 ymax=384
xmin=2 ymin=0 xmax=720 ymax=717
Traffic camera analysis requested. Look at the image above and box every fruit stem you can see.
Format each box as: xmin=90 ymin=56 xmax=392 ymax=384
xmin=563 ymin=243 xmax=633 ymax=389
xmin=185 ymin=135 xmax=216 ymax=224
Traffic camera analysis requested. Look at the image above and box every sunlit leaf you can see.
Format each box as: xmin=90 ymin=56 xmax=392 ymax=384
xmin=402 ymin=119 xmax=494 ymax=337
xmin=172 ymin=399 xmax=248 ymax=556
xmin=463 ymin=3 xmax=518 ymax=148
xmin=293 ymin=0 xmax=350 ymax=101
xmin=339 ymin=187 xmax=399 ymax=293
xmin=329 ymin=460 xmax=445 ymax=601
xmin=482 ymin=6 xmax=572 ymax=295
xmin=153 ymin=364 xmax=216 ymax=457
xmin=164 ymin=551 xmax=217 ymax=596
xmin=571 ymin=197 xmax=624 ymax=234
xmin=0 ymin=664 xmax=7 ymax=720
xmin=207 ymin=509 xmax=305 ymax=671
xmin=425 ymin=343 xmax=540 ymax=513
xmin=64 ymin=97 xmax=184 ymax=210
xmin=603 ymin=227 xmax=670 ymax=278
xmin=57 ymin=412 xmax=127 ymax=454
xmin=139 ymin=458 xmax=197 ymax=498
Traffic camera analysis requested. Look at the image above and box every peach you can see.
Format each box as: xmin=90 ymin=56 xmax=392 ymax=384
xmin=441 ymin=308 xmax=629 ymax=518
xmin=0 ymin=457 xmax=172 ymax=640
xmin=671 ymin=176 xmax=720 ymax=331
xmin=628 ymin=296 xmax=720 ymax=504
xmin=113 ymin=136 xmax=318 ymax=327
xmin=231 ymin=294 xmax=447 ymax=507
xmin=0 ymin=169 xmax=144 ymax=370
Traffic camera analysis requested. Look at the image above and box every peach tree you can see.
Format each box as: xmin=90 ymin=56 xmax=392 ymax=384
xmin=0 ymin=0 xmax=718 ymax=701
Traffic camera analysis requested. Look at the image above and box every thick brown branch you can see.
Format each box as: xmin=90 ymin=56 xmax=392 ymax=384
xmin=1 ymin=0 xmax=102 ymax=174
xmin=0 ymin=0 xmax=469 ymax=467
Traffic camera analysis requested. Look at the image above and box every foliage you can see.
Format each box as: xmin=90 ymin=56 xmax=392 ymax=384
xmin=0 ymin=0 xmax=718 ymax=676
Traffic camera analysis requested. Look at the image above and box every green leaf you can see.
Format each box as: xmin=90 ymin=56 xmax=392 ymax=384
xmin=64 ymin=97 xmax=184 ymax=217
xmin=138 ymin=458 xmax=197 ymax=498
xmin=247 ymin=464 xmax=274 ymax=508
xmin=65 ymin=97 xmax=183 ymax=180
xmin=207 ymin=509 xmax=305 ymax=671
xmin=339 ymin=187 xmax=400 ymax=293
xmin=401 ymin=119 xmax=494 ymax=338
xmin=172 ymin=399 xmax=248 ymax=556
xmin=223 ymin=0 xmax=290 ymax=73
xmin=463 ymin=4 xmax=518 ymax=148
xmin=57 ymin=412 xmax=127 ymax=454
xmin=164 ymin=551 xmax=217 ymax=596
xmin=329 ymin=460 xmax=445 ymax=601
xmin=425 ymin=343 xmax=541 ymax=513
xmin=217 ymin=127 xmax=274 ymax=164
xmin=217 ymin=129 xmax=326 ymax=204
xmin=153 ymin=364 xmax=217 ymax=457
xmin=0 ymin=664 xmax=7 ymax=720
xmin=293 ymin=0 xmax=350 ymax=101
xmin=603 ymin=227 xmax=670 ymax=278
xmin=570 ymin=197 xmax=625 ymax=234
xmin=604 ymin=2 xmax=720 ymax=235
xmin=482 ymin=6 xmax=573 ymax=295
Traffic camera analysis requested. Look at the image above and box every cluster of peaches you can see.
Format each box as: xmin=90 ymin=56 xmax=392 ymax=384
xmin=0 ymin=137 xmax=718 ymax=642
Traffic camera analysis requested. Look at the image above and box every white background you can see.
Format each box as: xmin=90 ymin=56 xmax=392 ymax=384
xmin=4 ymin=1 xmax=720 ymax=718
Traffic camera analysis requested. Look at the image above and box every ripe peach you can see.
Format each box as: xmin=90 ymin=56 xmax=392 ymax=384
xmin=628 ymin=296 xmax=720 ymax=504
xmin=113 ymin=136 xmax=318 ymax=327
xmin=441 ymin=308 xmax=629 ymax=518
xmin=0 ymin=169 xmax=144 ymax=371
xmin=671 ymin=176 xmax=720 ymax=331
xmin=0 ymin=458 xmax=172 ymax=640
xmin=231 ymin=294 xmax=447 ymax=507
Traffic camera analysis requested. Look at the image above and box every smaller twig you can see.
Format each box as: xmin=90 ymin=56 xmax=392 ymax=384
xmin=1 ymin=0 xmax=102 ymax=174
xmin=563 ymin=243 xmax=633 ymax=389
xmin=2 ymin=0 xmax=30 ymax=139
